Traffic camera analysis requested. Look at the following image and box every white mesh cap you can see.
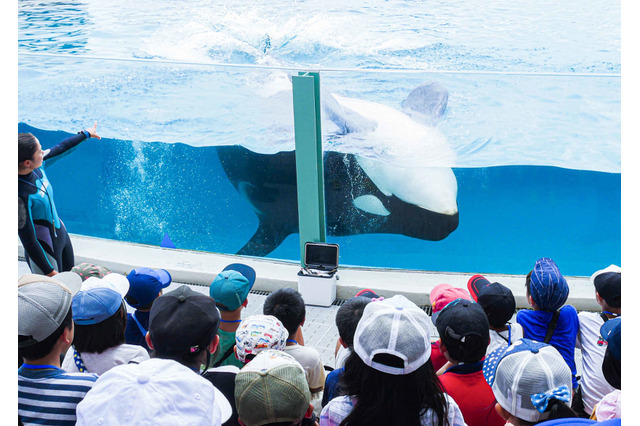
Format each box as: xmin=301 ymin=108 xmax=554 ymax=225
xmin=483 ymin=339 xmax=572 ymax=422
xmin=18 ymin=272 xmax=83 ymax=347
xmin=353 ymin=294 xmax=432 ymax=375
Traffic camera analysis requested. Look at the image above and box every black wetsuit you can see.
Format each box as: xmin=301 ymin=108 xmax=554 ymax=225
xmin=18 ymin=131 xmax=89 ymax=275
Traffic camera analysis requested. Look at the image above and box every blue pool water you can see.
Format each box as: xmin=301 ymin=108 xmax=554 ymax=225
xmin=18 ymin=0 xmax=621 ymax=276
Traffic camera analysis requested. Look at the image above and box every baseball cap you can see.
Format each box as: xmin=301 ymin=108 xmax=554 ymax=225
xmin=235 ymin=350 xmax=311 ymax=426
xmin=435 ymin=298 xmax=490 ymax=363
xmin=430 ymin=283 xmax=472 ymax=322
xmin=468 ymin=275 xmax=516 ymax=327
xmin=591 ymin=264 xmax=621 ymax=308
xmin=71 ymin=262 xmax=111 ymax=281
xmin=126 ymin=267 xmax=172 ymax=308
xmin=149 ymin=285 xmax=220 ymax=356
xmin=600 ymin=317 xmax=621 ymax=389
xmin=72 ymin=274 xmax=130 ymax=325
xmin=353 ymin=295 xmax=432 ymax=375
xmin=210 ymin=263 xmax=256 ymax=311
xmin=537 ymin=419 xmax=621 ymax=426
xmin=76 ymin=358 xmax=232 ymax=425
xmin=483 ymin=339 xmax=573 ymax=422
xmin=529 ymin=258 xmax=569 ymax=312
xmin=235 ymin=315 xmax=289 ymax=364
xmin=18 ymin=272 xmax=83 ymax=347
xmin=354 ymin=288 xmax=379 ymax=299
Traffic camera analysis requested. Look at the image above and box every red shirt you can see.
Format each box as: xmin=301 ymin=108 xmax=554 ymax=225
xmin=438 ymin=362 xmax=506 ymax=426
xmin=430 ymin=341 xmax=448 ymax=371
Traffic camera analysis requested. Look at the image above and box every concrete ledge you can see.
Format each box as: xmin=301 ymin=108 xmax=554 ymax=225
xmin=19 ymin=234 xmax=600 ymax=311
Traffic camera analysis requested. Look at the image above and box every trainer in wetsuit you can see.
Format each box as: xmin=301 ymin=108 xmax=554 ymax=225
xmin=18 ymin=122 xmax=101 ymax=276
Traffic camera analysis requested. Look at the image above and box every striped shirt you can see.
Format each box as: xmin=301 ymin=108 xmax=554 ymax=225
xmin=18 ymin=365 xmax=98 ymax=425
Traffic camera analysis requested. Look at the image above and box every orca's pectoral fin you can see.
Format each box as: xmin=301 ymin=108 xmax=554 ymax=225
xmin=401 ymin=81 xmax=449 ymax=124
xmin=236 ymin=219 xmax=291 ymax=257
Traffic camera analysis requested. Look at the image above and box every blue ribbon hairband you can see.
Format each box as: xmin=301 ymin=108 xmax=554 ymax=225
xmin=530 ymin=385 xmax=571 ymax=413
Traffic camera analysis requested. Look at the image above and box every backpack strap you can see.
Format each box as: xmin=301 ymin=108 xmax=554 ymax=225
xmin=543 ymin=310 xmax=561 ymax=343
xmin=212 ymin=344 xmax=236 ymax=368
xmin=600 ymin=312 xmax=610 ymax=323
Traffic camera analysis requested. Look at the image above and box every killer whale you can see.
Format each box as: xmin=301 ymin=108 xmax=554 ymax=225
xmin=218 ymin=81 xmax=459 ymax=257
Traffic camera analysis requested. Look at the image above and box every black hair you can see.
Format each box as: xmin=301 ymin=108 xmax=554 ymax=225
xmin=19 ymin=307 xmax=73 ymax=361
xmin=337 ymin=351 xmax=450 ymax=426
xmin=263 ymin=288 xmax=306 ymax=337
xmin=536 ymin=399 xmax=578 ymax=423
xmin=335 ymin=297 xmax=371 ymax=348
xmin=72 ymin=303 xmax=127 ymax=353
xmin=124 ymin=294 xmax=155 ymax=311
xmin=18 ymin=133 xmax=38 ymax=165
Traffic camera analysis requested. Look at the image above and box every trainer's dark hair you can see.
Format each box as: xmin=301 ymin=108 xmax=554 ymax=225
xmin=335 ymin=297 xmax=371 ymax=348
xmin=19 ymin=307 xmax=73 ymax=361
xmin=263 ymin=288 xmax=306 ymax=337
xmin=338 ymin=351 xmax=449 ymax=426
xmin=72 ymin=303 xmax=127 ymax=353
xmin=18 ymin=133 xmax=39 ymax=165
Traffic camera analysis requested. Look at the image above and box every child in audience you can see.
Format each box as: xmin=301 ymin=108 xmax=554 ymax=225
xmin=264 ymin=287 xmax=326 ymax=395
xmin=590 ymin=318 xmax=621 ymax=421
xmin=516 ymin=258 xmax=579 ymax=390
xmin=429 ymin=283 xmax=473 ymax=372
xmin=435 ymin=298 xmax=505 ymax=426
xmin=320 ymin=295 xmax=466 ymax=426
xmin=468 ymin=274 xmax=524 ymax=355
xmin=75 ymin=285 xmax=232 ymax=425
xmin=574 ymin=265 xmax=620 ymax=417
xmin=235 ymin=350 xmax=318 ymax=426
xmin=483 ymin=339 xmax=579 ymax=425
xmin=234 ymin=314 xmax=289 ymax=364
xmin=209 ymin=263 xmax=256 ymax=369
xmin=124 ymin=266 xmax=172 ymax=352
xmin=19 ymin=273 xmax=98 ymax=425
xmin=61 ymin=274 xmax=149 ymax=375
xmin=333 ymin=288 xmax=379 ymax=369
xmin=322 ymin=294 xmax=372 ymax=407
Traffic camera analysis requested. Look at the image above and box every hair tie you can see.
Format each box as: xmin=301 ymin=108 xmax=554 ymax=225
xmin=530 ymin=385 xmax=571 ymax=413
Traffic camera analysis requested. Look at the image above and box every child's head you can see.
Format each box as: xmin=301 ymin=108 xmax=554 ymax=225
xmin=18 ymin=273 xmax=83 ymax=360
xmin=125 ymin=267 xmax=172 ymax=310
xmin=435 ymin=298 xmax=490 ymax=363
xmin=234 ymin=315 xmax=288 ymax=364
xmin=209 ymin=263 xmax=256 ymax=312
xmin=235 ymin=350 xmax=312 ymax=426
xmin=263 ymin=288 xmax=306 ymax=338
xmin=483 ymin=339 xmax=575 ymax=423
xmin=590 ymin=265 xmax=621 ymax=310
xmin=335 ymin=296 xmax=372 ymax=349
xmin=525 ymin=258 xmax=569 ymax=312
xmin=468 ymin=275 xmax=516 ymax=328
xmin=71 ymin=274 xmax=131 ymax=353
xmin=600 ymin=318 xmax=621 ymax=389
xmin=430 ymin=283 xmax=472 ymax=322
xmin=148 ymin=285 xmax=221 ymax=370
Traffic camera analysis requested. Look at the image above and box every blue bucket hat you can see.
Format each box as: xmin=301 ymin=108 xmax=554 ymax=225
xmin=529 ymin=258 xmax=569 ymax=312
xmin=126 ymin=267 xmax=172 ymax=308
xmin=209 ymin=264 xmax=256 ymax=311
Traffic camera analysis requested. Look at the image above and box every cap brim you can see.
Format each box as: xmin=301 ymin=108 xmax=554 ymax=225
xmin=213 ymin=386 xmax=232 ymax=423
xmin=467 ymin=275 xmax=490 ymax=302
xmin=154 ymin=269 xmax=172 ymax=287
xmin=223 ymin=263 xmax=256 ymax=286
xmin=54 ymin=272 xmax=83 ymax=295
xmin=599 ymin=317 xmax=621 ymax=341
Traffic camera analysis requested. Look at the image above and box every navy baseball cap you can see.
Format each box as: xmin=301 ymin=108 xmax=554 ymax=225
xmin=435 ymin=298 xmax=490 ymax=363
xmin=468 ymin=275 xmax=516 ymax=327
xmin=126 ymin=267 xmax=172 ymax=308
xmin=591 ymin=265 xmax=621 ymax=308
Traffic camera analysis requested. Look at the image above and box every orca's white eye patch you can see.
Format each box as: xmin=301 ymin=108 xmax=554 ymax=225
xmin=354 ymin=195 xmax=390 ymax=216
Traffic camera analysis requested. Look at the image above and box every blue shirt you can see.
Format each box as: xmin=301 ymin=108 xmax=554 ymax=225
xmin=516 ymin=305 xmax=580 ymax=388
xmin=18 ymin=364 xmax=98 ymax=425
xmin=322 ymin=367 xmax=344 ymax=407
xmin=125 ymin=311 xmax=151 ymax=352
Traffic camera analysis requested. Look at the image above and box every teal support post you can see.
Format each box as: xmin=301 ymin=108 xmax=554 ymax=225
xmin=292 ymin=71 xmax=326 ymax=266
